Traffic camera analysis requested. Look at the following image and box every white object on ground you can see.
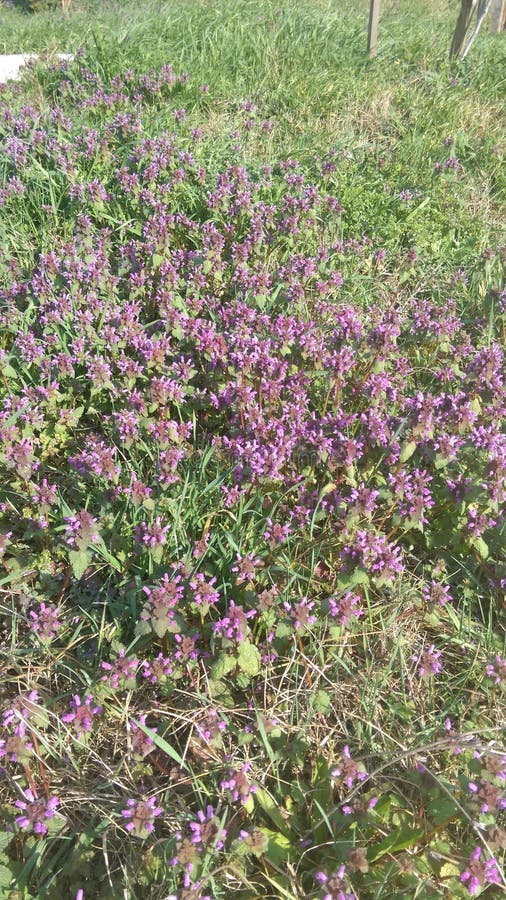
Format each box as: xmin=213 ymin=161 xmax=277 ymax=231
xmin=0 ymin=53 xmax=74 ymax=84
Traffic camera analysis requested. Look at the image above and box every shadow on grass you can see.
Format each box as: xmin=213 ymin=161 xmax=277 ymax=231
xmin=2 ymin=0 xmax=63 ymax=12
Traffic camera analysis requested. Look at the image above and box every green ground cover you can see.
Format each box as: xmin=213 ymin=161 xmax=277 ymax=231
xmin=0 ymin=1 xmax=505 ymax=897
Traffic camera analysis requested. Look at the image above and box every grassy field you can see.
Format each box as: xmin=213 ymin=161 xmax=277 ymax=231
xmin=0 ymin=0 xmax=505 ymax=897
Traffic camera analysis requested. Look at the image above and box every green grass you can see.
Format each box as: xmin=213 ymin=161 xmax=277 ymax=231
xmin=0 ymin=0 xmax=505 ymax=897
xmin=1 ymin=0 xmax=504 ymax=274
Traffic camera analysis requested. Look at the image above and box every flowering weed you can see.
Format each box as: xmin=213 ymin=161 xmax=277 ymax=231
xmin=0 ymin=0 xmax=504 ymax=897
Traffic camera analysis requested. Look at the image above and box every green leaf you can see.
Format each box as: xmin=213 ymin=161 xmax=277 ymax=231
xmin=93 ymin=542 xmax=122 ymax=572
xmin=2 ymin=363 xmax=18 ymax=380
xmin=150 ymin=545 xmax=164 ymax=564
xmin=427 ymin=796 xmax=458 ymax=825
xmin=260 ymin=829 xmax=293 ymax=866
xmin=335 ymin=568 xmax=370 ymax=590
xmin=472 ymin=536 xmax=489 ymax=559
xmin=312 ymin=689 xmax=331 ymax=714
xmin=0 ymin=834 xmax=12 ymax=855
xmin=69 ymin=549 xmax=91 ymax=580
xmin=237 ymin=640 xmax=261 ymax=676
xmin=0 ymin=864 xmax=13 ymax=890
xmin=132 ymin=719 xmax=188 ymax=771
xmin=399 ymin=440 xmax=417 ymax=463
xmin=210 ymin=652 xmax=236 ymax=681
xmin=368 ymin=826 xmax=425 ymax=862
xmin=255 ymin=788 xmax=293 ymax=838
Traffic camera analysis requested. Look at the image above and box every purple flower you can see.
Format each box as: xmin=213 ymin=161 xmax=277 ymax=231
xmin=189 ymin=572 xmax=220 ymax=608
xmin=461 ymin=846 xmax=501 ymax=895
xmin=15 ymin=790 xmax=60 ymax=835
xmin=134 ymin=518 xmax=169 ymax=551
xmin=29 ymin=602 xmax=61 ymax=642
xmin=283 ymin=597 xmax=317 ymax=631
xmin=2 ymin=690 xmax=40 ymax=728
xmin=61 ymin=694 xmax=102 ymax=738
xmin=213 ymin=601 xmax=256 ymax=643
xmin=121 ymin=796 xmax=163 ymax=838
xmin=486 ymin=654 xmax=506 ymax=686
xmin=468 ymin=780 xmax=506 ymax=814
xmin=315 ymin=866 xmax=356 ymax=900
xmin=413 ymin=644 xmax=443 ymax=679
xmin=231 ymin=552 xmax=262 ymax=584
xmin=101 ymin=648 xmax=139 ymax=690
xmin=328 ymin=592 xmax=363 ymax=626
xmin=0 ymin=722 xmax=33 ymax=764
xmin=221 ymin=762 xmax=257 ymax=804
xmin=141 ymin=653 xmax=173 ymax=684
xmin=331 ymin=746 xmax=367 ymax=789
xmin=188 ymin=805 xmax=227 ymax=850
xmin=129 ymin=716 xmax=156 ymax=760
xmin=422 ymin=581 xmax=452 ymax=607
xmin=0 ymin=531 xmax=12 ymax=559
xmin=64 ymin=510 xmax=100 ymax=550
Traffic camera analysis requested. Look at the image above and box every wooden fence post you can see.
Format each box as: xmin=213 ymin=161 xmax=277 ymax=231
xmin=489 ymin=0 xmax=506 ymax=31
xmin=368 ymin=0 xmax=381 ymax=57
xmin=450 ymin=0 xmax=478 ymax=57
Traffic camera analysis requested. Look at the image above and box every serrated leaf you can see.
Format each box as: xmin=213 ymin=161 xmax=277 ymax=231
xmin=210 ymin=652 xmax=236 ymax=681
xmin=0 ymin=864 xmax=13 ymax=889
xmin=312 ymin=689 xmax=331 ymax=714
xmin=439 ymin=862 xmax=461 ymax=878
xmin=275 ymin=622 xmax=292 ymax=639
xmin=237 ymin=640 xmax=261 ymax=676
xmin=69 ymin=549 xmax=91 ymax=580
xmin=336 ymin=569 xmax=370 ymax=589
xmin=0 ymin=834 xmax=12 ymax=855
xmin=2 ymin=363 xmax=18 ymax=380
xmin=472 ymin=536 xmax=489 ymax=559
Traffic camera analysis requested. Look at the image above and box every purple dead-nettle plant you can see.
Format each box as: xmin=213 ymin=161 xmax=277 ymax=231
xmin=121 ymin=796 xmax=163 ymax=838
xmin=315 ymin=865 xmax=357 ymax=900
xmin=15 ymin=789 xmax=60 ymax=835
xmin=283 ymin=597 xmax=317 ymax=632
xmin=221 ymin=762 xmax=258 ymax=804
xmin=460 ymin=846 xmax=502 ymax=895
xmin=137 ymin=574 xmax=184 ymax=638
xmin=141 ymin=653 xmax=174 ymax=684
xmin=412 ymin=644 xmax=443 ymax=679
xmin=486 ymin=654 xmax=506 ymax=686
xmin=2 ymin=690 xmax=41 ymax=728
xmin=0 ymin=721 xmax=33 ymax=765
xmin=327 ymin=592 xmax=363 ymax=626
xmin=189 ymin=572 xmax=220 ymax=609
xmin=64 ymin=510 xmax=100 ymax=550
xmin=101 ymin=648 xmax=139 ymax=690
xmin=194 ymin=709 xmax=227 ymax=748
xmin=331 ymin=746 xmax=368 ymax=790
xmin=29 ymin=602 xmax=62 ymax=643
xmin=134 ymin=518 xmax=169 ymax=553
xmin=231 ymin=552 xmax=262 ymax=585
xmin=188 ymin=805 xmax=227 ymax=850
xmin=422 ymin=581 xmax=452 ymax=607
xmin=31 ymin=479 xmax=58 ymax=525
xmin=0 ymin=531 xmax=12 ymax=559
xmin=213 ymin=601 xmax=256 ymax=644
xmin=129 ymin=716 xmax=157 ymax=760
xmin=468 ymin=780 xmax=506 ymax=815
xmin=61 ymin=694 xmax=102 ymax=739
xmin=173 ymin=631 xmax=202 ymax=663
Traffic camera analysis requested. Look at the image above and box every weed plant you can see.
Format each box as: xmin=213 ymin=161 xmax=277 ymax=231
xmin=0 ymin=1 xmax=505 ymax=897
